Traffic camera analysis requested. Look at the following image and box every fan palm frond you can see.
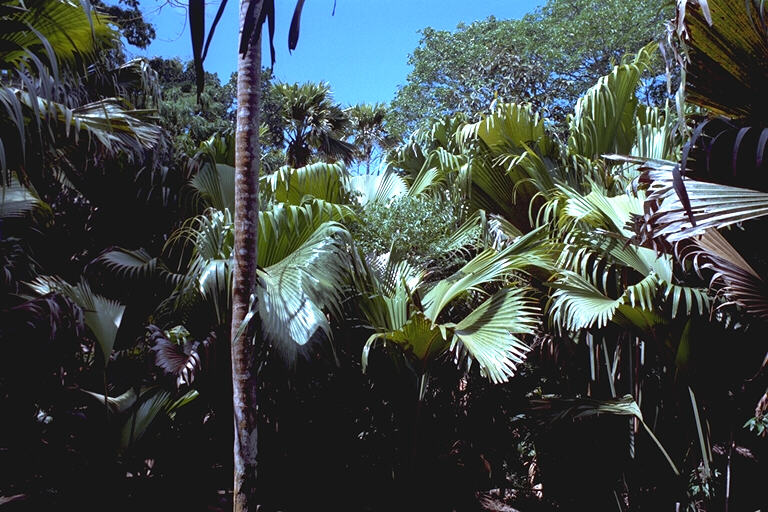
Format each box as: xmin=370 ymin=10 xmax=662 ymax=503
xmin=29 ymin=276 xmax=125 ymax=365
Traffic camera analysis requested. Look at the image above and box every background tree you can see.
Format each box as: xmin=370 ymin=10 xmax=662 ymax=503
xmin=275 ymin=81 xmax=355 ymax=168
xmin=390 ymin=0 xmax=673 ymax=137
xmin=148 ymin=57 xmax=236 ymax=152
xmin=92 ymin=0 xmax=156 ymax=48
xmin=347 ymin=102 xmax=397 ymax=173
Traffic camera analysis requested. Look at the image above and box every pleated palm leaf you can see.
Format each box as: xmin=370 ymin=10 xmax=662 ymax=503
xmin=189 ymin=126 xmax=284 ymax=213
xmin=0 ymin=0 xmax=163 ymax=182
xmin=0 ymin=175 xmax=50 ymax=219
xmin=638 ymin=0 xmax=768 ymax=320
xmin=547 ymin=184 xmax=710 ymax=334
xmin=362 ymin=228 xmax=553 ymax=392
xmin=165 ymin=199 xmax=355 ymax=358
xmin=450 ymin=42 xmax=660 ymax=241
xmin=262 ymin=161 xmax=353 ymax=206
xmin=28 ymin=276 xmax=125 ymax=366
xmin=387 ymin=115 xmax=472 ymax=196
xmin=0 ymin=0 xmax=115 ymax=70
xmin=83 ymin=385 xmax=198 ymax=449
xmin=458 ymin=102 xmax=559 ymax=231
xmin=346 ymin=167 xmax=408 ymax=206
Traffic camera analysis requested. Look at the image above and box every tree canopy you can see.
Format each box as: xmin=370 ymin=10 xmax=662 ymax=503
xmin=390 ymin=0 xmax=672 ymax=137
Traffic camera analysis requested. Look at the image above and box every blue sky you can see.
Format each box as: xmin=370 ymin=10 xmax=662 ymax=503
xmin=124 ymin=0 xmax=543 ymax=106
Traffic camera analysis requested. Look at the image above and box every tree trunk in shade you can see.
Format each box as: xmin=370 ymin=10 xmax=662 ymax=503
xmin=231 ymin=0 xmax=261 ymax=509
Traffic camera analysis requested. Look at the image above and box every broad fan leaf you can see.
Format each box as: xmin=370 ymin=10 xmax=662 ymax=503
xmin=190 ymin=162 xmax=235 ymax=213
xmin=362 ymin=228 xmax=550 ymax=384
xmin=118 ymin=387 xmax=197 ymax=449
xmin=642 ymin=164 xmax=768 ymax=241
xmin=346 ymin=168 xmax=408 ymax=206
xmin=567 ymin=43 xmax=655 ymax=160
xmin=262 ymin=162 xmax=352 ymax=206
xmin=257 ymin=217 xmax=353 ymax=358
xmin=363 ymin=312 xmax=447 ymax=374
xmin=422 ymin=227 xmax=553 ymax=321
xmin=148 ymin=325 xmax=215 ymax=388
xmin=29 ymin=276 xmax=125 ymax=366
xmin=548 ymin=270 xmax=625 ymax=331
xmin=451 ymin=287 xmax=539 ymax=384
xmin=169 ymin=200 xmax=355 ymax=359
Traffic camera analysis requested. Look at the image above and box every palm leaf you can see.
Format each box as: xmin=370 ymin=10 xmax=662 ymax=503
xmin=644 ymin=165 xmax=768 ymax=241
xmin=676 ymin=0 xmax=768 ymax=119
xmin=688 ymin=229 xmax=768 ymax=319
xmin=567 ymin=42 xmax=655 ymax=159
xmin=548 ymin=270 xmax=624 ymax=331
xmin=258 ymin=218 xmax=353 ymax=357
xmin=346 ymin=168 xmax=408 ymax=206
xmin=28 ymin=276 xmax=125 ymax=365
xmin=422 ymin=227 xmax=552 ymax=322
xmin=92 ymin=247 xmax=180 ymax=286
xmin=82 ymin=388 xmax=138 ymax=415
xmin=0 ymin=176 xmax=48 ymax=218
xmin=190 ymin=162 xmax=235 ymax=212
xmin=363 ymin=312 xmax=447 ymax=374
xmin=0 ymin=0 xmax=115 ymax=68
xmin=263 ymin=161 xmax=351 ymax=206
xmin=530 ymin=394 xmax=680 ymax=475
xmin=148 ymin=325 xmax=215 ymax=388
xmin=451 ymin=287 xmax=539 ymax=384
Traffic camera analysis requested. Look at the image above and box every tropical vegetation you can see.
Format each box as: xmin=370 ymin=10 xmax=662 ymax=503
xmin=0 ymin=0 xmax=766 ymax=511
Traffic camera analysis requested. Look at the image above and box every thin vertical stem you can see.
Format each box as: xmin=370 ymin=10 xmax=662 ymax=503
xmin=231 ymin=1 xmax=262 ymax=509
xmin=688 ymin=386 xmax=711 ymax=480
xmin=602 ymin=338 xmax=616 ymax=398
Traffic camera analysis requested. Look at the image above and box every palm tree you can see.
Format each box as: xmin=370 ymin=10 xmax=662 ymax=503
xmin=360 ymin=228 xmax=552 ymax=391
xmin=347 ymin=102 xmax=396 ymax=172
xmin=274 ymin=81 xmax=356 ymax=168
xmin=638 ymin=0 xmax=768 ymax=320
xmin=634 ymin=4 xmax=768 ymax=505
xmin=0 ymin=0 xmax=162 ymax=190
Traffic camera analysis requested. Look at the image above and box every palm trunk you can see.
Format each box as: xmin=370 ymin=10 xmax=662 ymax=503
xmin=231 ymin=1 xmax=262 ymax=510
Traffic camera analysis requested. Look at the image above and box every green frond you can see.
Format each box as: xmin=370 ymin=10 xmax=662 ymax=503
xmin=464 ymin=102 xmax=551 ymax=155
xmin=451 ymin=287 xmax=539 ymax=383
xmin=0 ymin=175 xmax=49 ymax=219
xmin=258 ymin=219 xmax=353 ymax=357
xmin=93 ymin=247 xmax=180 ymax=286
xmin=29 ymin=276 xmax=125 ymax=365
xmin=548 ymin=270 xmax=624 ymax=331
xmin=0 ymin=0 xmax=116 ymax=69
xmin=422 ymin=227 xmax=552 ymax=323
xmin=262 ymin=161 xmax=351 ymax=206
xmin=257 ymin=199 xmax=351 ymax=267
xmin=363 ymin=312 xmax=448 ymax=374
xmin=347 ymin=169 xmax=408 ymax=206
xmin=567 ymin=42 xmax=656 ymax=159
xmin=190 ymin=163 xmax=235 ymax=212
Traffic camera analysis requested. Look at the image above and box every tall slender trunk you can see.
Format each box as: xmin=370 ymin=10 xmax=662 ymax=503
xmin=231 ymin=1 xmax=262 ymax=510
